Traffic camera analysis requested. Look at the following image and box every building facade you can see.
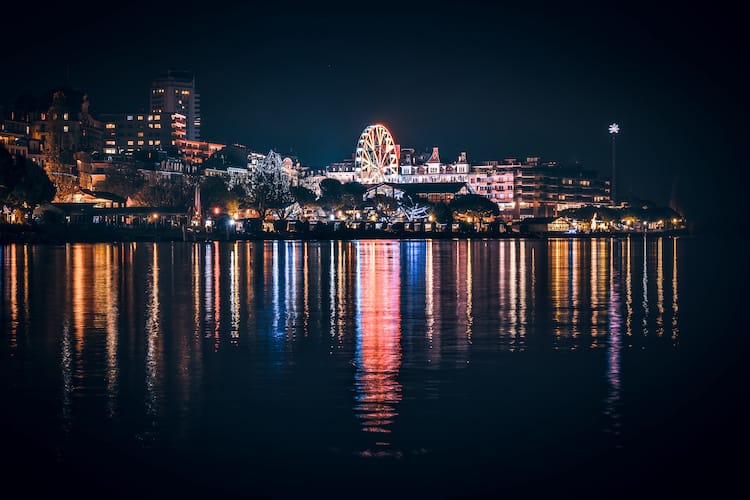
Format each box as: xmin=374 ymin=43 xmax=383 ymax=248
xmin=325 ymin=123 xmax=612 ymax=219
xmin=1 ymin=89 xmax=104 ymax=200
xmin=99 ymin=112 xmax=172 ymax=155
xmin=149 ymin=70 xmax=201 ymax=142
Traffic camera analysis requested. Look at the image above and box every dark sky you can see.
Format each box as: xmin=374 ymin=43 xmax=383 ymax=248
xmin=1 ymin=1 xmax=744 ymax=226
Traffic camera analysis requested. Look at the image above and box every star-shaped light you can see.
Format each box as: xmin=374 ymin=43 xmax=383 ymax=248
xmin=608 ymin=123 xmax=620 ymax=134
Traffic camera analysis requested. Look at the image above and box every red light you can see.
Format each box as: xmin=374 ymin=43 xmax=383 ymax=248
xmin=213 ymin=207 xmax=220 ymax=215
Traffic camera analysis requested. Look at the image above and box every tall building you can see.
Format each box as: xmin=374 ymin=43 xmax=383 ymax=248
xmin=149 ymin=70 xmax=201 ymax=141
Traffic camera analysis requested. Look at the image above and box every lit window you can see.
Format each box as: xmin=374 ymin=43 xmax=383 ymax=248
xmin=106 ymin=140 xmax=116 ymax=145
xmin=137 ymin=132 xmax=144 ymax=137
xmin=106 ymin=123 xmax=116 ymax=129
xmin=148 ymin=140 xmax=154 ymax=145
xmin=154 ymin=124 xmax=161 ymax=129
xmin=63 ymin=112 xmax=69 ymax=120
xmin=104 ymin=148 xmax=117 ymax=154
xmin=153 ymin=115 xmax=160 ymax=120
xmin=137 ymin=115 xmax=144 ymax=121
xmin=63 ymin=125 xmax=69 ymax=132
xmin=137 ymin=140 xmax=144 ymax=145
xmin=127 ymin=115 xmax=133 ymax=120
xmin=155 ymin=140 xmax=161 ymax=145
xmin=127 ymin=140 xmax=134 ymax=146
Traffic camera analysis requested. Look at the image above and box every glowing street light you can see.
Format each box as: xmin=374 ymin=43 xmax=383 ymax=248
xmin=609 ymin=123 xmax=619 ymax=205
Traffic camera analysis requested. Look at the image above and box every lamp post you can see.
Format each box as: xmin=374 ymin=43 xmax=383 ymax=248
xmin=608 ymin=123 xmax=619 ymax=206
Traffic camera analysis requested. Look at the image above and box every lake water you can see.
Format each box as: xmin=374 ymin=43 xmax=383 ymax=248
xmin=1 ymin=237 xmax=744 ymax=498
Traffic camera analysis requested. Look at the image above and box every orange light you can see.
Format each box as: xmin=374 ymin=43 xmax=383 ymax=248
xmin=213 ymin=207 xmax=220 ymax=215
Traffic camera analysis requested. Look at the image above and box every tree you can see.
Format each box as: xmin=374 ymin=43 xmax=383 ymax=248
xmin=319 ymin=178 xmax=343 ymax=207
xmin=317 ymin=179 xmax=366 ymax=214
xmin=368 ymin=194 xmax=400 ymax=222
xmin=339 ymin=182 xmax=366 ymax=211
xmin=290 ymin=185 xmax=317 ymax=206
xmin=200 ymin=175 xmax=233 ymax=214
xmin=0 ymin=144 xmax=26 ymax=201
xmin=430 ymin=201 xmax=453 ymax=224
xmin=560 ymin=206 xmax=618 ymax=222
xmin=0 ymin=145 xmax=56 ymax=221
xmin=48 ymin=172 xmax=78 ymax=202
xmin=243 ymin=150 xmax=295 ymax=221
xmin=11 ymin=161 xmax=56 ymax=217
xmin=140 ymin=176 xmax=192 ymax=208
xmin=450 ymin=194 xmax=500 ymax=222
xmin=100 ymin=164 xmax=145 ymax=202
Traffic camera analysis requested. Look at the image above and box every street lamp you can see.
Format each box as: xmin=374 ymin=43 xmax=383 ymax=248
xmin=609 ymin=123 xmax=619 ymax=206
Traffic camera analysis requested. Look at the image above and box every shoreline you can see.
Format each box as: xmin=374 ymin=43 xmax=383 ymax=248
xmin=1 ymin=224 xmax=691 ymax=244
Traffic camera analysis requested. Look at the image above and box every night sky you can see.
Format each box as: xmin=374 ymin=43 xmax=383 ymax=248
xmin=1 ymin=1 xmax=743 ymax=227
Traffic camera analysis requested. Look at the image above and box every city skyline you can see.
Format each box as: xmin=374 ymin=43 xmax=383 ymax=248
xmin=0 ymin=2 xmax=743 ymax=227
xmin=2 ymin=3 xmax=745 ymax=495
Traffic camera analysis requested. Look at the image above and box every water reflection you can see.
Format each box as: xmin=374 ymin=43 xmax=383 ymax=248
xmin=605 ymin=239 xmax=622 ymax=443
xmin=0 ymin=237 xmax=683 ymax=461
xmin=642 ymin=236 xmax=649 ymax=336
xmin=425 ymin=240 xmax=435 ymax=358
xmin=672 ymin=238 xmax=679 ymax=343
xmin=230 ymin=242 xmax=240 ymax=343
xmin=656 ymin=238 xmax=664 ymax=336
xmin=625 ymin=237 xmax=633 ymax=338
xmin=465 ymin=240 xmax=474 ymax=343
xmin=61 ymin=243 xmax=73 ymax=433
xmin=517 ymin=239 xmax=527 ymax=344
xmin=145 ymin=243 xmax=162 ymax=422
xmin=105 ymin=244 xmax=119 ymax=418
xmin=354 ymin=241 xmax=402 ymax=456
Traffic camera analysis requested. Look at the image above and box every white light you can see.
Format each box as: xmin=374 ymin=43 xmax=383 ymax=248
xmin=609 ymin=123 xmax=620 ymax=134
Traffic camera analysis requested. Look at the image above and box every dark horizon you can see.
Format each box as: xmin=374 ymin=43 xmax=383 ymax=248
xmin=1 ymin=1 xmax=743 ymax=226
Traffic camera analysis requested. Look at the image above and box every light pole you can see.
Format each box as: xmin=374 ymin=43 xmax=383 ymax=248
xmin=608 ymin=123 xmax=619 ymax=206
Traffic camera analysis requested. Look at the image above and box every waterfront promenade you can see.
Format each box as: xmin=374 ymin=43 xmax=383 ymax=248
xmin=1 ymin=222 xmax=689 ymax=244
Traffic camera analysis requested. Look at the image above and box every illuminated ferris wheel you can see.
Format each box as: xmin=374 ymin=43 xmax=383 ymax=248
xmin=355 ymin=124 xmax=398 ymax=183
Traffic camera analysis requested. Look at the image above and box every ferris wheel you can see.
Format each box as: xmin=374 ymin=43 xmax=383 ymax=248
xmin=355 ymin=124 xmax=398 ymax=183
